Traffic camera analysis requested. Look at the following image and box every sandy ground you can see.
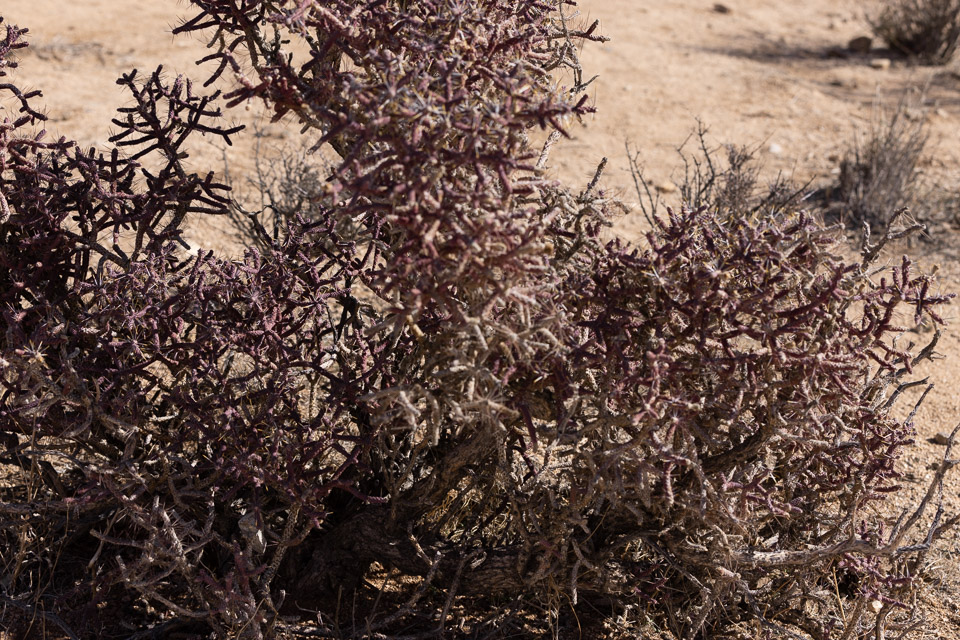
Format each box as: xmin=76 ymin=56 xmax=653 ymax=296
xmin=3 ymin=0 xmax=960 ymax=635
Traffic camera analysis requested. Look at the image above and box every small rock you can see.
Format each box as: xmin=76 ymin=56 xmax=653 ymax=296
xmin=826 ymin=46 xmax=850 ymax=59
xmin=847 ymin=36 xmax=873 ymax=54
xmin=829 ymin=76 xmax=858 ymax=88
xmin=936 ymin=108 xmax=949 ymax=118
xmin=932 ymin=431 xmax=952 ymax=446
xmin=713 ymin=3 xmax=731 ymax=14
xmin=870 ymin=58 xmax=891 ymax=70
xmin=768 ymin=142 xmax=783 ymax=155
xmin=655 ymin=181 xmax=678 ymax=194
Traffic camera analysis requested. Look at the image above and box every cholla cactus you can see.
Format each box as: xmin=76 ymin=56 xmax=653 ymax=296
xmin=0 ymin=4 xmax=955 ymax=639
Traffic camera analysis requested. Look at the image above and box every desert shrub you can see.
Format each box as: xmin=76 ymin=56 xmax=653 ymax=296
xmin=225 ymin=133 xmax=333 ymax=252
xmin=870 ymin=0 xmax=960 ymax=64
xmin=0 ymin=5 xmax=956 ymax=640
xmin=819 ymin=100 xmax=929 ymax=235
xmin=814 ymin=97 xmax=960 ymax=246
xmin=629 ymin=122 xmax=807 ymax=228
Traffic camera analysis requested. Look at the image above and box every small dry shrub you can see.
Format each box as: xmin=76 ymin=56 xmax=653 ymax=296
xmin=629 ymin=123 xmax=806 ymax=229
xmin=821 ymin=100 xmax=929 ymax=233
xmin=870 ymin=0 xmax=960 ymax=64
xmin=225 ymin=132 xmax=333 ymax=252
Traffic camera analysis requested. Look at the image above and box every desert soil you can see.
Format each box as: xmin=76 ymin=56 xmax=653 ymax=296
xmin=2 ymin=0 xmax=960 ymax=635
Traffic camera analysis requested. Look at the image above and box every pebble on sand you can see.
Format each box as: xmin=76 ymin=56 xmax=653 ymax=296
xmin=847 ymin=36 xmax=872 ymax=54
xmin=932 ymin=431 xmax=953 ymax=446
